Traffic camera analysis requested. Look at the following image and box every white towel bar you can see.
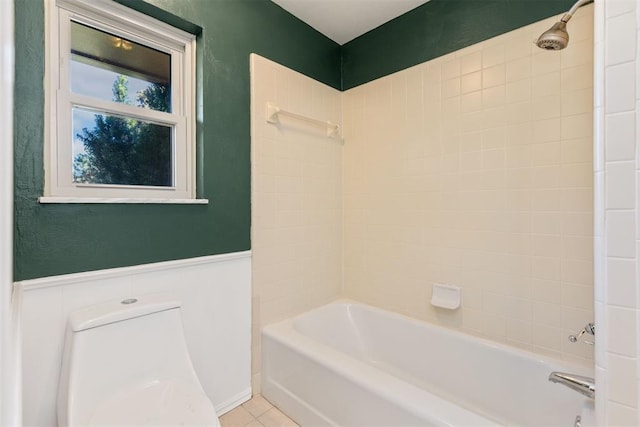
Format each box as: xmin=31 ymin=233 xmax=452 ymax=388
xmin=265 ymin=102 xmax=340 ymax=138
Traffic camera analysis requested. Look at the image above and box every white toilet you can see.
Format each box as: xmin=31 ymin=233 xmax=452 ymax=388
xmin=57 ymin=294 xmax=220 ymax=426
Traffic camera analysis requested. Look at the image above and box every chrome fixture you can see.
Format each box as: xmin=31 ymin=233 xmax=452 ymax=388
xmin=548 ymin=372 xmax=595 ymax=399
xmin=569 ymin=322 xmax=595 ymax=344
xmin=536 ymin=0 xmax=594 ymax=50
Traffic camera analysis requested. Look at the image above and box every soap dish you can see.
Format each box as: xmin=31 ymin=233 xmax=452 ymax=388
xmin=431 ymin=283 xmax=461 ymax=310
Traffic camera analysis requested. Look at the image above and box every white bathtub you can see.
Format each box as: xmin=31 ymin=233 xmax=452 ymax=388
xmin=262 ymin=301 xmax=594 ymax=426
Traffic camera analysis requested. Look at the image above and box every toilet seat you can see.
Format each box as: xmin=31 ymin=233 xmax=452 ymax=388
xmin=87 ymin=380 xmax=220 ymax=426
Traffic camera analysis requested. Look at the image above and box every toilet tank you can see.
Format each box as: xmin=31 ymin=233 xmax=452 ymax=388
xmin=57 ymin=294 xmax=208 ymax=426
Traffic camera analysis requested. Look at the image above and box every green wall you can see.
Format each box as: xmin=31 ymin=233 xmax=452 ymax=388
xmin=13 ymin=0 xmax=340 ymax=280
xmin=14 ymin=0 xmax=574 ymax=280
xmin=342 ymin=0 xmax=576 ymax=90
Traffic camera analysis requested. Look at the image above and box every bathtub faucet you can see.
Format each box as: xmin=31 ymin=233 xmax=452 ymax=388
xmin=569 ymin=322 xmax=595 ymax=344
xmin=548 ymin=372 xmax=595 ymax=399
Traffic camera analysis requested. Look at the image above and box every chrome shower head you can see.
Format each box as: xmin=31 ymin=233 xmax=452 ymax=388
xmin=535 ymin=0 xmax=592 ymax=51
xmin=536 ymin=21 xmax=569 ymax=50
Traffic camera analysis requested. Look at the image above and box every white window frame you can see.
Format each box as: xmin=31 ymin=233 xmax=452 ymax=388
xmin=41 ymin=0 xmax=206 ymax=204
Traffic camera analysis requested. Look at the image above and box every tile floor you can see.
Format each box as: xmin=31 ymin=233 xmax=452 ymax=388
xmin=220 ymin=395 xmax=299 ymax=427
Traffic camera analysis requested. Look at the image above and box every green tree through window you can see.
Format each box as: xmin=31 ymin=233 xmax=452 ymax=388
xmin=73 ymin=75 xmax=172 ymax=187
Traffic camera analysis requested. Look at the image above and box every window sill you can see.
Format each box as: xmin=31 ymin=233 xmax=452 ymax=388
xmin=38 ymin=197 xmax=209 ymax=205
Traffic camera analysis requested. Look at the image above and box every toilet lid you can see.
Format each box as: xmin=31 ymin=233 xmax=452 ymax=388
xmin=87 ymin=380 xmax=220 ymax=426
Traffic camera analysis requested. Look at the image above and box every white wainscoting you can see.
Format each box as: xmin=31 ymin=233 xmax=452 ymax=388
xmin=14 ymin=251 xmax=252 ymax=426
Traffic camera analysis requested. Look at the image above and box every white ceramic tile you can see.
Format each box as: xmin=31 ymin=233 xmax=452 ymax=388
xmin=482 ymin=86 xmax=505 ymax=109
xmin=606 ymin=211 xmax=636 ymax=258
xmin=442 ymin=77 xmax=461 ymax=98
xmin=605 ymin=12 xmax=637 ymax=66
xmin=606 ymin=258 xmax=636 ymax=308
xmin=606 ymin=161 xmax=636 ymax=209
xmin=561 ymin=88 xmax=593 ymax=116
xmin=504 ymin=107 xmax=531 ymax=130
xmin=561 ymin=114 xmax=593 ymax=145
xmin=533 ymin=52 xmax=561 ymax=75
xmin=461 ymin=91 xmax=482 ymax=113
xmin=561 ymin=283 xmax=593 ymax=311
xmin=532 ymin=324 xmax=563 ymax=351
xmin=533 ymin=118 xmax=561 ymax=143
xmin=561 ymin=188 xmax=593 ymax=213
xmin=482 ymin=127 xmax=505 ymax=150
xmin=482 ymin=44 xmax=505 ymax=69
xmin=532 ymin=95 xmax=560 ymax=121
xmin=605 ymin=62 xmax=636 ymax=113
xmin=562 ymin=212 xmax=593 ymax=239
xmin=480 ymin=312 xmax=507 ymax=338
xmin=533 ymin=301 xmax=562 ymax=326
xmin=506 ymin=57 xmax=532 ymax=82
xmin=606 ymin=401 xmax=638 ymax=427
xmin=561 ymin=39 xmax=594 ymax=69
xmin=562 ymin=259 xmax=594 ymax=287
xmin=605 ymin=111 xmax=635 ymax=161
xmin=561 ymin=138 xmax=592 ymax=164
xmin=530 ymin=141 xmax=561 ymax=167
xmin=461 ymin=71 xmax=482 ymax=94
xmin=607 ymin=306 xmax=637 ymax=357
xmin=460 ymin=132 xmax=482 ymax=153
xmin=505 ymin=79 xmax=531 ymax=104
xmin=482 ymin=106 xmax=507 ymax=129
xmin=424 ymin=62 xmax=442 ymax=84
xmin=442 ymin=58 xmax=461 ymax=80
xmin=562 ymin=63 xmax=593 ymax=93
xmin=460 ymin=51 xmax=482 ymax=75
xmin=608 ymin=353 xmax=638 ymax=407
xmin=505 ymin=33 xmax=533 ymax=62
xmin=568 ymin=4 xmax=594 ymax=43
xmin=605 ymin=0 xmax=636 ymax=20
xmin=531 ymin=74 xmax=560 ymax=103
xmin=482 ymin=64 xmax=505 ymax=88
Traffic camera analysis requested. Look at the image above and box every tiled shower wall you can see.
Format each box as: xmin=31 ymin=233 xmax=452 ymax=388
xmin=250 ymin=54 xmax=343 ymax=392
xmin=342 ymin=7 xmax=594 ymax=363
xmin=594 ymin=0 xmax=640 ymax=424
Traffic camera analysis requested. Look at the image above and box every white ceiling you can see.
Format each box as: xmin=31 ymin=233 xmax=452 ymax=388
xmin=271 ymin=0 xmax=431 ymax=45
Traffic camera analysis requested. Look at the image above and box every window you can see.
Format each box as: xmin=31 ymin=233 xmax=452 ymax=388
xmin=42 ymin=0 xmax=203 ymax=203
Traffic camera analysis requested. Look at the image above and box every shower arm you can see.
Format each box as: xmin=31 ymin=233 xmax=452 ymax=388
xmin=561 ymin=0 xmax=594 ymax=23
